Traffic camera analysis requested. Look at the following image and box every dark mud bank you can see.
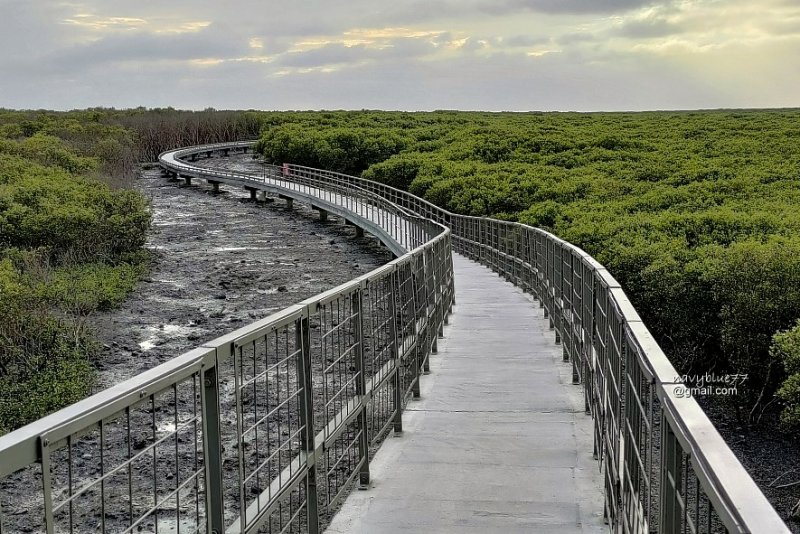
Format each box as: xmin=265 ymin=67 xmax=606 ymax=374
xmin=90 ymin=156 xmax=392 ymax=390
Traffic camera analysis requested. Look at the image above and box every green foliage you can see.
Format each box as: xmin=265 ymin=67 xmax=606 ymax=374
xmin=0 ymin=111 xmax=152 ymax=434
xmin=0 ymin=153 xmax=150 ymax=258
xmin=18 ymin=134 xmax=98 ymax=174
xmin=252 ymin=109 xmax=800 ymax=417
xmin=771 ymin=321 xmax=800 ymax=428
xmin=362 ymin=153 xmax=423 ymax=190
xmin=256 ymin=124 xmax=407 ymax=175
xmin=0 ymin=275 xmax=97 ymax=434
xmin=40 ymin=261 xmax=148 ymax=313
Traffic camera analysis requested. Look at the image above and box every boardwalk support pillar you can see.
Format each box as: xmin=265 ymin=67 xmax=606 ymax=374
xmin=345 ymin=219 xmax=364 ymax=237
xmin=279 ymin=195 xmax=293 ymax=209
xmin=208 ymin=180 xmax=221 ymax=193
xmin=312 ymin=206 xmax=328 ymax=222
xmin=245 ymin=186 xmax=258 ymax=200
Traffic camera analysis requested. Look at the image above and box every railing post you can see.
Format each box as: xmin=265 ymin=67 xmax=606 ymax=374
xmin=389 ymin=269 xmax=403 ymax=433
xmin=353 ymin=288 xmax=372 ymax=488
xmin=659 ymin=420 xmax=681 ymax=534
xmin=411 ymin=263 xmax=422 ymax=399
xmin=200 ymin=363 xmax=225 ymax=534
xmin=511 ymin=225 xmax=518 ymax=285
xmin=424 ymin=251 xmax=435 ymax=367
xmin=295 ymin=315 xmax=321 ymax=533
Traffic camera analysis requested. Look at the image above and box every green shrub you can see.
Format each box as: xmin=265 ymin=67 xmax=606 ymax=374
xmin=772 ymin=321 xmax=800 ymax=428
xmin=0 ymin=288 xmax=97 ymax=434
xmin=362 ymin=153 xmax=422 ymax=190
xmin=256 ymin=124 xmax=407 ymax=175
xmin=250 ymin=109 xmax=800 ymax=415
xmin=0 ymin=113 xmax=152 ymax=434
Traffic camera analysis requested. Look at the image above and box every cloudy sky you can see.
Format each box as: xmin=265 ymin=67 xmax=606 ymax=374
xmin=2 ymin=0 xmax=799 ymax=111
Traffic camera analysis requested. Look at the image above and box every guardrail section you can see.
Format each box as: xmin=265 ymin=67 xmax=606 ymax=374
xmin=450 ymin=217 xmax=790 ymax=534
xmin=283 ymin=161 xmax=790 ymax=533
xmin=0 ymin=145 xmax=454 ymax=534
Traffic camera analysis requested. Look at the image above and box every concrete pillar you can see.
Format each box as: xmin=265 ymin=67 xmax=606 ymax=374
xmin=208 ymin=180 xmax=220 ymax=193
xmin=245 ymin=187 xmax=257 ymax=200
xmin=222 ymin=149 xmax=229 ymax=157
xmin=190 ymin=153 xmax=197 ymax=161
xmin=279 ymin=194 xmax=293 ymax=209
xmin=184 ymin=175 xmax=192 ymax=186
xmin=206 ymin=151 xmax=212 ymax=158
xmin=313 ymin=206 xmax=328 ymax=222
xmin=345 ymin=219 xmax=364 ymax=237
xmin=259 ymin=192 xmax=273 ymax=203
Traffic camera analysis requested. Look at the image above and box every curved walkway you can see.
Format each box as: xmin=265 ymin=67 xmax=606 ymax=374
xmin=0 ymin=142 xmax=788 ymax=533
xmin=328 ymin=255 xmax=605 ymax=533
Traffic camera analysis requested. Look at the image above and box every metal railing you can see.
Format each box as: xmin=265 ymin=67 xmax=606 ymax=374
xmin=283 ymin=161 xmax=789 ymax=533
xmin=0 ymin=144 xmax=454 ymax=533
xmin=279 ymin=163 xmax=790 ymax=533
xmin=0 ymin=141 xmax=790 ymax=534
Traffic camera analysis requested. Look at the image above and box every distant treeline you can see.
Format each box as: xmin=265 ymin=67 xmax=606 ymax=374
xmin=253 ymin=109 xmax=800 ymax=429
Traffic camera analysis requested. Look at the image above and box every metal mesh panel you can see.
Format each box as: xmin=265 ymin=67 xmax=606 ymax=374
xmin=621 ymin=330 xmax=661 ymax=534
xmin=362 ymin=272 xmax=400 ymax=444
xmin=1 ymin=364 xmax=212 ymax=534
xmin=309 ymin=292 xmax=365 ymax=511
xmin=230 ymin=317 xmax=308 ymax=533
xmin=53 ymin=383 xmax=204 ymax=534
xmin=254 ymin=481 xmax=308 ymax=534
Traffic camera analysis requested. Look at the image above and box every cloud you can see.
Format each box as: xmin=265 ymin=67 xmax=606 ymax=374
xmin=499 ymin=35 xmax=551 ymax=47
xmin=617 ymin=16 xmax=682 ymax=39
xmin=479 ymin=0 xmax=657 ymax=16
xmin=35 ymin=24 xmax=248 ymax=74
xmin=0 ymin=0 xmax=798 ymax=110
xmin=278 ymin=37 xmax=440 ymax=70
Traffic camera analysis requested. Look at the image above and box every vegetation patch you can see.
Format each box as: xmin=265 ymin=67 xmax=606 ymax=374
xmin=255 ymin=110 xmax=800 ymax=426
xmin=0 ymin=114 xmax=151 ymax=434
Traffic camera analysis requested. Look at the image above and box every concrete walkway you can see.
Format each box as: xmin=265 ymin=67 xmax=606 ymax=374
xmin=327 ymin=254 xmax=606 ymax=534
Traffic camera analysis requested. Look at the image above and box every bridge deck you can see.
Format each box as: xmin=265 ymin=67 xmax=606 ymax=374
xmin=327 ymin=254 xmax=605 ymax=533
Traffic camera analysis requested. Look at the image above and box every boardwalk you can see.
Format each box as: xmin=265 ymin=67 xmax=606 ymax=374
xmin=1 ymin=143 xmax=784 ymax=534
xmin=327 ymin=254 xmax=605 ymax=534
